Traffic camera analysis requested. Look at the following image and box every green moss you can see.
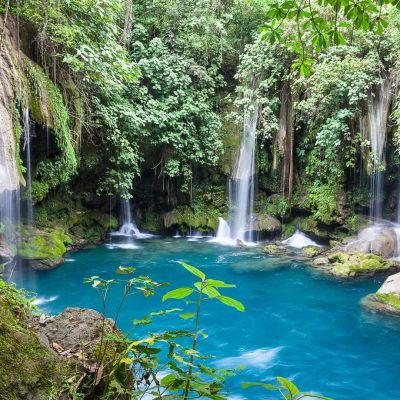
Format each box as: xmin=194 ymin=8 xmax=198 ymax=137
xmin=0 ymin=281 xmax=71 ymax=398
xmin=31 ymin=180 xmax=50 ymax=204
xmin=329 ymin=252 xmax=349 ymax=263
xmin=17 ymin=227 xmax=71 ymax=261
xmin=328 ymin=252 xmax=389 ymax=277
xmin=139 ymin=211 xmax=163 ymax=232
xmin=282 ymin=221 xmax=296 ymax=237
xmin=23 ymin=59 xmax=77 ymax=189
xmin=376 ymin=293 xmax=400 ymax=309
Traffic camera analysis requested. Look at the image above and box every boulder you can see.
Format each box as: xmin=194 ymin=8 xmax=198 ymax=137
xmin=345 ymin=226 xmax=398 ymax=258
xmin=362 ymin=273 xmax=400 ymax=314
xmin=377 ymin=272 xmax=400 ymax=296
xmin=251 ymin=213 xmax=281 ymax=235
xmin=40 ymin=307 xmax=133 ymax=397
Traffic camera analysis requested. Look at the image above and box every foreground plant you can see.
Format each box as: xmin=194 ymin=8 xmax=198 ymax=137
xmin=242 ymin=377 xmax=332 ymax=399
xmin=83 ymin=263 xmax=329 ymax=400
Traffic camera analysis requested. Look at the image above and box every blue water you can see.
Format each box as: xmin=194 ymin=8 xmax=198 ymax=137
xmin=11 ymin=238 xmax=400 ymax=399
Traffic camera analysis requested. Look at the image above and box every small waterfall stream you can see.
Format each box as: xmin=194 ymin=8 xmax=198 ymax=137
xmin=213 ymin=80 xmax=258 ymax=245
xmin=110 ymin=199 xmax=154 ymax=247
xmin=23 ymin=108 xmax=33 ymax=226
xmin=360 ymin=79 xmax=392 ymax=220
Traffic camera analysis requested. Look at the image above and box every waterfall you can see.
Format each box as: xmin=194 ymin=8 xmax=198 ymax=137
xmin=23 ymin=109 xmax=33 ymax=226
xmin=213 ymin=81 xmax=258 ymax=245
xmin=231 ymin=99 xmax=258 ymax=241
xmin=118 ymin=199 xmax=140 ymax=236
xmin=111 ymin=199 xmax=154 ymax=242
xmin=361 ymin=79 xmax=392 ymax=221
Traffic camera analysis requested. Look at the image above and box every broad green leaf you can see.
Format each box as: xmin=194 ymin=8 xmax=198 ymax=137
xmin=163 ymin=287 xmax=194 ymax=301
xmin=216 ymin=295 xmax=245 ymax=312
xmin=277 ymin=377 xmax=299 ymax=396
xmin=178 ymin=261 xmax=205 ymax=279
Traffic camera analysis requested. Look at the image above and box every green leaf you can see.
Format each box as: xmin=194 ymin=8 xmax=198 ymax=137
xmin=163 ymin=287 xmax=194 ymax=301
xmin=206 ymin=279 xmax=236 ymax=288
xmin=179 ymin=312 xmax=196 ymax=319
xmin=301 ymin=394 xmax=333 ymax=400
xmin=241 ymin=382 xmax=280 ymax=390
xmin=116 ymin=266 xmax=136 ymax=274
xmin=150 ymin=308 xmax=182 ymax=316
xmin=277 ymin=377 xmax=299 ymax=396
xmin=119 ymin=357 xmax=133 ymax=365
xmin=178 ymin=261 xmax=205 ymax=279
xmin=216 ymin=295 xmax=245 ymax=312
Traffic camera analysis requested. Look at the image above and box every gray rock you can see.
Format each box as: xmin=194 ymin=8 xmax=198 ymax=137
xmin=345 ymin=226 xmax=398 ymax=258
xmin=377 ymin=272 xmax=400 ymax=296
xmin=40 ymin=308 xmax=116 ymax=358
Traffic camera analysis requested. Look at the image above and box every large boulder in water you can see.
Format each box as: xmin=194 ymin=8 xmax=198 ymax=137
xmin=250 ymin=213 xmax=281 ymax=237
xmin=345 ymin=226 xmax=398 ymax=258
xmin=362 ymin=272 xmax=400 ymax=314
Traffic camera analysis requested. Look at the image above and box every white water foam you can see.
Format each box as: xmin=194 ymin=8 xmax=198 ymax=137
xmin=106 ymin=243 xmax=140 ymax=250
xmin=282 ymin=230 xmax=320 ymax=248
xmin=214 ymin=347 xmax=282 ymax=370
xmin=32 ymin=295 xmax=58 ymax=306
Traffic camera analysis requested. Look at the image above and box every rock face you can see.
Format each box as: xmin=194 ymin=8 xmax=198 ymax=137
xmin=345 ymin=226 xmax=398 ymax=258
xmin=0 ymin=16 xmax=21 ymax=193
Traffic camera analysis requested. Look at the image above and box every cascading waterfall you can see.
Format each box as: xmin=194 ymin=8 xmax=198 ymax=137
xmin=214 ymin=80 xmax=258 ymax=245
xmin=360 ymin=78 xmax=392 ymax=221
xmin=23 ymin=108 xmax=33 ymax=226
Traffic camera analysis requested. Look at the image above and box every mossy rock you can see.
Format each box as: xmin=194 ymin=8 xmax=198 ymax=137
xmin=302 ymin=246 xmax=324 ymax=258
xmin=282 ymin=221 xmax=297 ymax=238
xmin=361 ymin=294 xmax=400 ymax=315
xmin=318 ymin=251 xmax=400 ymax=278
xmin=17 ymin=227 xmax=72 ymax=269
xmin=0 ymin=281 xmax=72 ymax=399
xmin=264 ymin=244 xmax=288 ymax=255
xmin=163 ymin=206 xmax=219 ymax=232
